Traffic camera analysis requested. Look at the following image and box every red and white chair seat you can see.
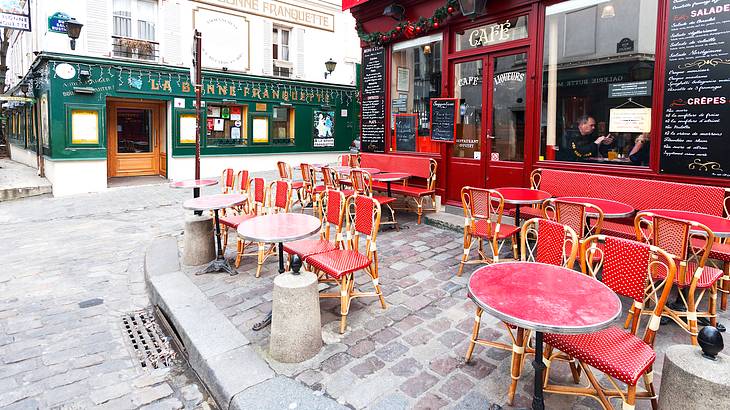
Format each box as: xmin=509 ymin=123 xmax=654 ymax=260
xmin=284 ymin=239 xmax=338 ymax=261
xmin=373 ymin=195 xmax=397 ymax=207
xmin=544 ymin=327 xmax=655 ymax=385
xmin=306 ymin=250 xmax=371 ymax=279
xmin=220 ymin=214 xmax=255 ymax=229
xmin=692 ymin=238 xmax=730 ymax=262
xmin=291 ymin=180 xmax=305 ymax=190
xmin=472 ymin=220 xmax=520 ymax=240
xmin=650 ymin=261 xmax=723 ymax=289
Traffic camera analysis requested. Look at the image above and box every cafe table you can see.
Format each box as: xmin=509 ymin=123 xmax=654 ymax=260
xmin=494 ymin=187 xmax=551 ymax=226
xmin=331 ymin=166 xmax=381 ymax=175
xmin=468 ymin=262 xmax=621 ymax=410
xmin=169 ymin=178 xmax=218 ymax=190
xmin=237 ymin=213 xmax=322 ymax=330
xmin=556 ymin=196 xmax=635 ymax=219
xmin=372 ymin=172 xmax=410 ymax=197
xmin=183 ymin=193 xmax=248 ymax=275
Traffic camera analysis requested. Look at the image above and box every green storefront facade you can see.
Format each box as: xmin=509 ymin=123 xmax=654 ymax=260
xmin=6 ymin=53 xmax=359 ymax=195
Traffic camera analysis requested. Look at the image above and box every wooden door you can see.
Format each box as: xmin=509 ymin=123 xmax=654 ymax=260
xmin=107 ymin=100 xmax=165 ymax=177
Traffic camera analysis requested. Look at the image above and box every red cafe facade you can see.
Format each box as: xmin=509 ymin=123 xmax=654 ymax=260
xmin=346 ymin=0 xmax=730 ymax=205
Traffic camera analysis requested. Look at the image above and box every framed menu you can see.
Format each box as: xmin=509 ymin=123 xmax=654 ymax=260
xmin=430 ymin=98 xmax=458 ymax=143
xmin=659 ymin=0 xmax=730 ymax=178
xmin=394 ymin=114 xmax=417 ymax=152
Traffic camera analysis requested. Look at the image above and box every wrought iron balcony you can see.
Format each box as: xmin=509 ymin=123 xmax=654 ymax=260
xmin=112 ymin=36 xmax=159 ymax=61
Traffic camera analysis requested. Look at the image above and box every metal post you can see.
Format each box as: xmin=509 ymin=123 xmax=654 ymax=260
xmin=193 ymin=30 xmax=202 ymax=199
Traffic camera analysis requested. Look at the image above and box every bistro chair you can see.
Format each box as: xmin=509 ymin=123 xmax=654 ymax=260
xmin=338 ymin=153 xmax=360 ymax=167
xmin=221 ymin=168 xmax=235 ymax=194
xmin=543 ymin=235 xmax=676 ymax=410
xmin=251 ymin=180 xmax=292 ymax=278
xmin=299 ymin=163 xmax=325 ymax=215
xmin=691 ymin=235 xmax=730 ymax=312
xmin=350 ymin=169 xmax=397 ymax=230
xmin=284 ymin=189 xmax=346 ymax=269
xmin=221 ymin=170 xmax=250 ymax=249
xmin=457 ymin=187 xmax=519 ymax=276
xmin=542 ymin=198 xmax=604 ymax=239
xmin=306 ymin=195 xmax=385 ymax=333
xmin=278 ymin=161 xmax=303 ymax=208
xmin=631 ymin=212 xmax=719 ymax=344
xmin=227 ymin=177 xmax=267 ymax=269
xmin=464 ymin=218 xmax=579 ymax=405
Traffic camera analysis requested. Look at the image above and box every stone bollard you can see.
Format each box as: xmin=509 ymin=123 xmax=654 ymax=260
xmin=658 ymin=344 xmax=730 ymax=409
xmin=269 ymin=257 xmax=322 ymax=363
xmin=182 ymin=214 xmax=215 ymax=266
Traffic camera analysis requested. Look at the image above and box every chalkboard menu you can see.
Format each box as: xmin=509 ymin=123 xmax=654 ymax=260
xmin=394 ymin=114 xmax=417 ymax=152
xmin=660 ymin=1 xmax=730 ymax=178
xmin=430 ymin=98 xmax=458 ymax=143
xmin=361 ymin=46 xmax=386 ymax=152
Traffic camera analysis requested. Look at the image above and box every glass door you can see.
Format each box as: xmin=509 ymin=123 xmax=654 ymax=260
xmin=107 ymin=100 xmax=163 ymax=177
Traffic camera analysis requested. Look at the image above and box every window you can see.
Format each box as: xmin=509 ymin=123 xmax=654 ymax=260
xmin=272 ymin=106 xmax=295 ymax=144
xmin=113 ymin=0 xmax=158 ymax=60
xmin=272 ymin=27 xmax=292 ymax=77
xmin=206 ymin=104 xmax=247 ymax=146
xmin=390 ymin=34 xmax=442 ymax=153
xmin=540 ymin=0 xmax=657 ymax=167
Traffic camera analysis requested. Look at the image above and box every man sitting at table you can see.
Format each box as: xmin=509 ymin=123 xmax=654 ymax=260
xmin=560 ymin=115 xmax=614 ymax=161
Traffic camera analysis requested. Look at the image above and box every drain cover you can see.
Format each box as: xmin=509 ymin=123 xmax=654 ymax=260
xmin=122 ymin=308 xmax=176 ymax=369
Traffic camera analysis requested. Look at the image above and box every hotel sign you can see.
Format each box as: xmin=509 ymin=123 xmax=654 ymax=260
xmin=195 ymin=0 xmax=335 ymax=31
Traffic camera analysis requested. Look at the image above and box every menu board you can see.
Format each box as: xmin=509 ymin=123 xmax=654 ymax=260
xmin=430 ymin=98 xmax=458 ymax=143
xmin=394 ymin=114 xmax=417 ymax=152
xmin=660 ymin=0 xmax=730 ymax=178
xmin=361 ymin=46 xmax=386 ymax=152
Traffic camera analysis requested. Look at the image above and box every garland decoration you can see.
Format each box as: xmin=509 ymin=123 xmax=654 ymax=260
xmin=356 ymin=0 xmax=460 ymax=46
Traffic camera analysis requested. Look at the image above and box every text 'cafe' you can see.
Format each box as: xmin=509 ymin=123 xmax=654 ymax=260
xmin=347 ymin=0 xmax=730 ymax=205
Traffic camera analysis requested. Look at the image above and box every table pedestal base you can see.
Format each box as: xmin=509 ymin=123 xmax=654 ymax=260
xmin=532 ymin=331 xmax=546 ymax=410
xmin=196 ymin=257 xmax=238 ymax=276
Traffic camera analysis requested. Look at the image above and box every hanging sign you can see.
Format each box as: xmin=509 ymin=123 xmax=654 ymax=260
xmin=0 ymin=1 xmax=30 ymax=31
xmin=609 ymin=108 xmax=652 ymax=133
xmin=430 ymin=98 xmax=458 ymax=143
xmin=394 ymin=114 xmax=417 ymax=152
xmin=608 ymin=81 xmax=652 ymax=98
xmin=313 ymin=110 xmax=335 ymax=148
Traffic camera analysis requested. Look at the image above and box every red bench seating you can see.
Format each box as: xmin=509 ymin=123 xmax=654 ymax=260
xmin=517 ymin=169 xmax=730 ymax=239
xmin=359 ymin=153 xmax=438 ymax=224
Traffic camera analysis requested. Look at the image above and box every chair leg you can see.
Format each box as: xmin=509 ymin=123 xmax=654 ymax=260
xmin=624 ymin=304 xmax=636 ymax=329
xmin=507 ymin=327 xmax=527 ymax=405
xmin=465 ymin=306 xmax=482 ymax=363
xmin=339 ymin=275 xmax=350 ymax=334
xmin=222 ymin=226 xmax=229 ymax=249
xmin=721 ymin=262 xmax=729 ymax=311
xmin=710 ymin=283 xmax=718 ymax=327
xmin=511 ymin=234 xmax=519 ymax=260
xmin=416 ymin=197 xmax=423 ymax=225
xmin=235 ymin=239 xmax=244 ymax=268
xmin=457 ymin=232 xmax=472 ymax=276
xmin=624 ymin=384 xmax=637 ymax=410
xmin=643 ymin=369 xmax=658 ymax=410
xmin=688 ymin=286 xmax=699 ymax=345
xmin=256 ymin=242 xmax=265 ymax=278
xmin=369 ymin=260 xmax=387 ymax=309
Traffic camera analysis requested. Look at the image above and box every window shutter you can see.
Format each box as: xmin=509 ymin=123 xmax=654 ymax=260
xmin=262 ymin=21 xmax=273 ymax=75
xmin=86 ymin=0 xmax=111 ymax=55
xmin=295 ymin=28 xmax=305 ymax=79
xmin=162 ymin=0 xmax=182 ymax=64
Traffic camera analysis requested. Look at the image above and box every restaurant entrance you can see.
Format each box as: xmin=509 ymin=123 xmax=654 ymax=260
xmin=446 ymin=47 xmax=531 ymax=203
xmin=107 ymin=99 xmax=166 ymax=178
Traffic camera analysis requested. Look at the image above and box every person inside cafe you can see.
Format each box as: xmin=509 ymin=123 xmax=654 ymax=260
xmin=628 ymin=132 xmax=650 ymax=166
xmin=560 ymin=115 xmax=614 ymax=161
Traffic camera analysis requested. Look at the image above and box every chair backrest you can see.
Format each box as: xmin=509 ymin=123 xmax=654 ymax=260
xmin=350 ymin=169 xmax=373 ymax=196
xmin=582 ymin=234 xmax=677 ymax=345
xmin=249 ymin=177 xmax=267 ymax=214
xmin=268 ymin=180 xmax=291 ymax=213
xmin=299 ymin=163 xmax=316 ymax=191
xmin=235 ymin=170 xmax=250 ymax=194
xmin=461 ymin=186 xmax=503 ymax=222
xmin=346 ymin=195 xmax=381 ymax=257
xmin=520 ymin=218 xmax=579 ymax=267
xmin=221 ymin=168 xmax=235 ymax=193
xmin=320 ymin=189 xmax=346 ymax=245
xmin=543 ymin=199 xmax=604 ymax=238
xmin=426 ymin=159 xmax=438 ymax=190
xmin=277 ymin=161 xmax=292 ymax=180
xmin=634 ymin=211 xmax=714 ymax=286
xmin=320 ymin=166 xmax=338 ymax=190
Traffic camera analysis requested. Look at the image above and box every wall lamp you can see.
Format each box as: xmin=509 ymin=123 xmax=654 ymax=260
xmin=458 ymin=0 xmax=488 ymax=20
xmin=324 ymin=58 xmax=337 ymax=79
xmin=383 ymin=3 xmax=406 ymax=21
xmin=64 ymin=18 xmax=83 ymax=51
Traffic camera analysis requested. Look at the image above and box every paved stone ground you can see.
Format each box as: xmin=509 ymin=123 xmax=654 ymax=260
xmin=0 ymin=182 xmax=221 ymax=409
xmin=185 ymin=205 xmax=730 ymax=410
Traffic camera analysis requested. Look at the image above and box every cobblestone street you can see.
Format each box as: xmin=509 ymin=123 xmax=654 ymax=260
xmin=0 ymin=182 xmax=219 ymax=409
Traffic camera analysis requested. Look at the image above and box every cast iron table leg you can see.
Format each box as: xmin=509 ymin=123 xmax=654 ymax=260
xmin=252 ymin=242 xmax=288 ymax=331
xmin=514 ymin=205 xmax=521 ymax=227
xmin=532 ymin=331 xmax=546 ymax=410
xmin=193 ymin=187 xmax=202 ymax=216
xmin=387 ymin=181 xmax=392 ymax=197
xmin=197 ymin=209 xmax=237 ymax=276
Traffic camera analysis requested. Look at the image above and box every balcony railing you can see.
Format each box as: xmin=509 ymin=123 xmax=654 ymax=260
xmin=112 ymin=36 xmax=159 ymax=61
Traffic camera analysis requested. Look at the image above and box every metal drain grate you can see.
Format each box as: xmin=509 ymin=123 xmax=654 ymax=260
xmin=122 ymin=308 xmax=176 ymax=369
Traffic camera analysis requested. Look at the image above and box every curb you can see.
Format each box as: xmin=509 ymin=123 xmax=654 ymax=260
xmin=0 ymin=185 xmax=52 ymax=202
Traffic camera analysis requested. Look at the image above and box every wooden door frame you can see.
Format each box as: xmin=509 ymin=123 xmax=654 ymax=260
xmin=107 ymin=98 xmax=167 ymax=178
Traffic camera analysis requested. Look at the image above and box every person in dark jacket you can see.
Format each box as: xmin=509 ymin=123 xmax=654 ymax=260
xmin=563 ymin=115 xmax=614 ymax=161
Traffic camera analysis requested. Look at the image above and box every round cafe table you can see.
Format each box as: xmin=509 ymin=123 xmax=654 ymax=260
xmin=469 ymin=262 xmax=621 ymax=410
xmin=169 ymin=178 xmax=218 ymax=189
xmin=183 ymin=194 xmax=248 ymax=275
xmin=494 ymin=187 xmax=551 ymax=226
xmin=557 ymin=196 xmax=635 ymax=219
xmin=331 ymin=166 xmax=381 ymax=175
xmin=372 ymin=172 xmax=410 ymax=197
xmin=237 ymin=213 xmax=322 ymax=330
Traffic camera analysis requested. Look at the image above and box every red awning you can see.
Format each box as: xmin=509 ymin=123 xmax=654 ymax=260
xmin=342 ymin=0 xmax=372 ymax=11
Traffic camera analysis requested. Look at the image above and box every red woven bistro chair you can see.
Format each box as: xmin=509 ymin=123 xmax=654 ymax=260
xmin=350 ymin=169 xmax=398 ymax=230
xmin=632 ymin=212 xmax=719 ymax=344
xmin=284 ymin=189 xmax=346 ymax=268
xmin=691 ymin=235 xmax=730 ymax=311
xmin=306 ymin=195 xmax=385 ymax=334
xmin=220 ymin=168 xmax=235 ymax=194
xmin=542 ymin=198 xmax=604 ymax=239
xmin=277 ymin=161 xmax=303 ymax=208
xmin=299 ymin=163 xmax=326 ymax=216
xmin=465 ymin=218 xmax=579 ymax=405
xmin=250 ymin=180 xmax=293 ymax=278
xmin=225 ymin=177 xmax=267 ymax=268
xmin=457 ymin=187 xmax=519 ymax=276
xmin=338 ymin=153 xmax=360 ymax=167
xmin=543 ymin=235 xmax=676 ymax=410
xmin=221 ymin=170 xmax=251 ymax=249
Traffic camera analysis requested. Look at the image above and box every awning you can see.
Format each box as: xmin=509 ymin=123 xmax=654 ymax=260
xmin=342 ymin=0 xmax=372 ymax=11
xmin=0 ymin=95 xmax=34 ymax=103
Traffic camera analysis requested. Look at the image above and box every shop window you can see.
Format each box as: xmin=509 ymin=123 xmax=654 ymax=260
xmin=540 ymin=0 xmax=657 ymax=167
xmin=178 ymin=113 xmax=197 ymax=145
xmin=390 ymin=34 xmax=442 ymax=153
xmin=252 ymin=116 xmax=269 ymax=144
xmin=70 ymin=109 xmax=100 ymax=145
xmin=453 ymin=60 xmax=483 ymax=159
xmin=112 ymin=0 xmax=159 ymax=60
xmin=272 ymin=106 xmax=294 ymax=144
xmin=206 ymin=104 xmax=247 ymax=146
xmin=273 ymin=27 xmax=292 ymax=78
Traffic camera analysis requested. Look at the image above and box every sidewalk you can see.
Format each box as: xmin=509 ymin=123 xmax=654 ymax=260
xmin=0 ymin=158 xmax=52 ymax=201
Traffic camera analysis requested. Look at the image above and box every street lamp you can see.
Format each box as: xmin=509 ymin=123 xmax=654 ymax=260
xmin=324 ymin=58 xmax=337 ymax=79
xmin=458 ymin=0 xmax=487 ymax=20
xmin=64 ymin=18 xmax=83 ymax=51
xmin=19 ymin=82 xmax=28 ymax=96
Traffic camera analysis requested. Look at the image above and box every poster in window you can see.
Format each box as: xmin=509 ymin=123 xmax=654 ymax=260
xmin=207 ymin=106 xmax=221 ymax=117
xmin=313 ymin=110 xmax=335 ymax=148
xmin=253 ymin=117 xmax=269 ymax=143
xmin=609 ymin=108 xmax=652 ymax=133
xmin=71 ymin=110 xmax=99 ymax=144
xmin=179 ymin=114 xmax=196 ymax=144
xmin=231 ymin=127 xmax=241 ymax=139
xmin=206 ymin=118 xmax=214 ymax=131
xmin=230 ymin=106 xmax=242 ymax=121
xmin=221 ymin=107 xmax=230 ymax=119
xmin=397 ymin=67 xmax=409 ymax=92
xmin=40 ymin=94 xmax=49 ymax=147
xmin=213 ymin=118 xmax=225 ymax=131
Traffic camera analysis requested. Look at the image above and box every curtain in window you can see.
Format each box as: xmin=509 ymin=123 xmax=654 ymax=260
xmin=113 ymin=0 xmax=132 ymax=37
